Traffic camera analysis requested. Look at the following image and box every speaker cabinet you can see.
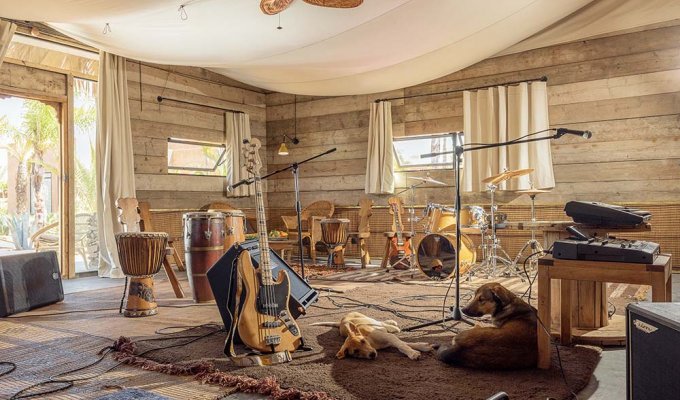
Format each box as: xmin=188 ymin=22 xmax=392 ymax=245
xmin=206 ymin=240 xmax=318 ymax=333
xmin=627 ymin=303 xmax=680 ymax=399
xmin=0 ymin=250 xmax=63 ymax=317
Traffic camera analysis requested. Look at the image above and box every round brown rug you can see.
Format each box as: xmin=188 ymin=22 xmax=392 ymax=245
xmin=119 ymin=282 xmax=601 ymax=400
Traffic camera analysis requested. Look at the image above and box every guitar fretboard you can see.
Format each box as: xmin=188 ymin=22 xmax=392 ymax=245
xmin=254 ymin=177 xmax=273 ymax=285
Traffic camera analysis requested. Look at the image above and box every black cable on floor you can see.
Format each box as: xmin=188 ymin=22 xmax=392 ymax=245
xmin=0 ymin=362 xmax=17 ymax=377
xmin=8 ymin=324 xmax=223 ymax=399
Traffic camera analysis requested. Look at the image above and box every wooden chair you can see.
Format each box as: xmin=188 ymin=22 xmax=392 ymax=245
xmin=138 ymin=201 xmax=185 ymax=272
xmin=346 ymin=197 xmax=373 ymax=268
xmin=116 ymin=198 xmax=185 ymax=298
xmin=281 ymin=200 xmax=334 ymax=261
xmin=381 ymin=196 xmax=413 ymax=269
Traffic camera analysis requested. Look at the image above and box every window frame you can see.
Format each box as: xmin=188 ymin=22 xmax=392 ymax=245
xmin=166 ymin=137 xmax=227 ymax=175
xmin=392 ymin=132 xmax=463 ymax=172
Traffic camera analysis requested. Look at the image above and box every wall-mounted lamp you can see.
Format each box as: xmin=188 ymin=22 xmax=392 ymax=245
xmin=277 ymin=95 xmax=299 ymax=156
xmin=278 ymin=134 xmax=299 ymax=155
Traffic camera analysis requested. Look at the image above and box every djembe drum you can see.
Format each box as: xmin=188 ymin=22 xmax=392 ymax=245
xmin=183 ymin=212 xmax=225 ymax=303
xmin=320 ymin=218 xmax=350 ymax=267
xmin=116 ymin=232 xmax=168 ymax=317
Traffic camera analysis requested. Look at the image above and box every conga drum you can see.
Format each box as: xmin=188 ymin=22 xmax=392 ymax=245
xmin=183 ymin=212 xmax=225 ymax=302
xmin=115 ymin=232 xmax=168 ymax=317
xmin=416 ymin=233 xmax=476 ymax=280
xmin=209 ymin=209 xmax=246 ymax=251
xmin=320 ymin=218 xmax=350 ymax=267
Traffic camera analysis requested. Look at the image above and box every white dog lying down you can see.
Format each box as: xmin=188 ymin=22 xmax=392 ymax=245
xmin=311 ymin=311 xmax=435 ymax=360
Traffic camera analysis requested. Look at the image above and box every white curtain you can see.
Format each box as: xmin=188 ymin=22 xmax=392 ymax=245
xmin=225 ymin=111 xmax=252 ymax=197
xmin=96 ymin=52 xmax=136 ymax=278
xmin=0 ymin=20 xmax=17 ymax=67
xmin=365 ymin=101 xmax=395 ymax=194
xmin=463 ymin=81 xmax=555 ymax=192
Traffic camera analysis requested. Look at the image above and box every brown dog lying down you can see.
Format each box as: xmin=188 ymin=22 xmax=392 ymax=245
xmin=437 ymin=282 xmax=538 ymax=369
xmin=312 ymin=311 xmax=435 ymax=360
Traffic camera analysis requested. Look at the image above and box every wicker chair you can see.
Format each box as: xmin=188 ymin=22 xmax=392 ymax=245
xmin=281 ymin=200 xmax=334 ymax=261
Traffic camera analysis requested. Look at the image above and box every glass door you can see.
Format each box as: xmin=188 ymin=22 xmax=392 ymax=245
xmin=0 ymin=96 xmax=62 ymax=268
xmin=72 ymin=78 xmax=99 ymax=274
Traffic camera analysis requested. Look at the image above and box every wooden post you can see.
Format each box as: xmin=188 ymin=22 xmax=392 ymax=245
xmin=537 ymin=263 xmax=551 ymax=369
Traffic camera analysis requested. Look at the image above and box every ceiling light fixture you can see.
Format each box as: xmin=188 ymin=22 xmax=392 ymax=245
xmin=178 ymin=5 xmax=188 ymax=20
xmin=102 ymin=23 xmax=111 ymax=35
xmin=277 ymin=96 xmax=300 ymax=155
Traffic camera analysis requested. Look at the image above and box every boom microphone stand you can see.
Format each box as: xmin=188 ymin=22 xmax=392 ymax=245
xmin=404 ymin=128 xmax=587 ymax=331
xmin=228 ymin=147 xmax=337 ymax=280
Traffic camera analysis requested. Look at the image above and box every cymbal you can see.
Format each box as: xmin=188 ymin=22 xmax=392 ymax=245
xmin=408 ymin=176 xmax=447 ymax=185
xmin=517 ymin=188 xmax=551 ymax=195
xmin=482 ymin=168 xmax=534 ymax=185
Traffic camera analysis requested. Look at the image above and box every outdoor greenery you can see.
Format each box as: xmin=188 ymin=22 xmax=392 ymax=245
xmin=0 ymin=92 xmax=97 ymax=249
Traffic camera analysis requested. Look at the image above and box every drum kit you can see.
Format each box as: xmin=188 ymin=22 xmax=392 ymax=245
xmin=399 ymin=169 xmax=551 ymax=281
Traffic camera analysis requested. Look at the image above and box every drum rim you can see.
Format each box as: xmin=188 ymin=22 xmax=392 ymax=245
xmin=207 ymin=209 xmax=246 ymax=217
xmin=183 ymin=212 xmax=225 ymax=219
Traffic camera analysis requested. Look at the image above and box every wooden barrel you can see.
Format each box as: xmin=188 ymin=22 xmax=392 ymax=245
xmin=183 ymin=212 xmax=224 ymax=303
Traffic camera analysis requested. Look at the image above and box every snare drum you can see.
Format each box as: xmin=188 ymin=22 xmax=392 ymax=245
xmin=209 ymin=209 xmax=246 ymax=251
xmin=416 ymin=233 xmax=476 ymax=280
xmin=183 ymin=212 xmax=225 ymax=302
xmin=439 ymin=205 xmax=488 ymax=234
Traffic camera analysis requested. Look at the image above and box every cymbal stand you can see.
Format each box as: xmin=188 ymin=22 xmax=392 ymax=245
xmin=511 ymin=193 xmax=544 ymax=275
xmin=477 ymin=183 xmax=516 ymax=277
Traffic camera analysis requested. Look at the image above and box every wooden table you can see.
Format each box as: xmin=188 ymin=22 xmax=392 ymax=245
xmin=536 ymin=254 xmax=672 ymax=369
xmin=507 ymin=221 xmax=654 ymax=331
xmin=268 ymin=239 xmax=297 ymax=261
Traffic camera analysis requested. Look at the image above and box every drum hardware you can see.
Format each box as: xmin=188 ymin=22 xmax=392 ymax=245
xmin=511 ymin=186 xmax=550 ymax=273
xmin=404 ymin=128 xmax=590 ymax=332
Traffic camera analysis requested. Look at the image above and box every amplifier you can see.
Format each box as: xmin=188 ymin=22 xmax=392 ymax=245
xmin=0 ymin=250 xmax=63 ymax=317
xmin=206 ymin=240 xmax=318 ymax=334
xmin=627 ymin=303 xmax=680 ymax=399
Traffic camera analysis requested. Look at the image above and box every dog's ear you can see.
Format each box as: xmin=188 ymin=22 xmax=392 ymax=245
xmin=347 ymin=322 xmax=361 ymax=338
xmin=489 ymin=284 xmax=513 ymax=307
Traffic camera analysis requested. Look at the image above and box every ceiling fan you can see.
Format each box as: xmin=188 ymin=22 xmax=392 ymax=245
xmin=260 ymin=0 xmax=363 ymax=15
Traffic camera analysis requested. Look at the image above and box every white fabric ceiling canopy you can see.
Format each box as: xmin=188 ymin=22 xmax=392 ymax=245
xmin=2 ymin=0 xmax=680 ymax=95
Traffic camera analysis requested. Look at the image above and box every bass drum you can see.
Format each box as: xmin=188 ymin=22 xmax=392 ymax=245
xmin=416 ymin=233 xmax=476 ymax=280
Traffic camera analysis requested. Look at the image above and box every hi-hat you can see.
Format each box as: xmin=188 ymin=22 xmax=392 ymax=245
xmin=482 ymin=168 xmax=534 ymax=185
xmin=408 ymin=176 xmax=447 ymax=185
xmin=517 ymin=188 xmax=551 ymax=195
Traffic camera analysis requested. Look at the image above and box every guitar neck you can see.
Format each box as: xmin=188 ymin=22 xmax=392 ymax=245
xmin=254 ymin=177 xmax=273 ymax=285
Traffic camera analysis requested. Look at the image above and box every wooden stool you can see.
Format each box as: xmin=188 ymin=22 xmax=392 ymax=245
xmin=320 ymin=219 xmax=350 ymax=267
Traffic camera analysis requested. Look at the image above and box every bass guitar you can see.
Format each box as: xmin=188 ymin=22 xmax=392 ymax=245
xmin=387 ymin=196 xmax=412 ymax=270
xmin=235 ymin=138 xmax=303 ymax=354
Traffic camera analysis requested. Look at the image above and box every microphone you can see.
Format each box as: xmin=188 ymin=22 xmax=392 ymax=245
xmin=556 ymin=128 xmax=592 ymax=139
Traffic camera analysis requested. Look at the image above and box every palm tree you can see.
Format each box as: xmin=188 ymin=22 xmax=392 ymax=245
xmin=20 ymin=100 xmax=60 ymax=227
xmin=0 ymin=115 xmax=34 ymax=214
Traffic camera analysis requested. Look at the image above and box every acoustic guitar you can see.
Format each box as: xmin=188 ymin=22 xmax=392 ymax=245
xmin=387 ymin=196 xmax=412 ymax=269
xmin=235 ymin=138 xmax=303 ymax=354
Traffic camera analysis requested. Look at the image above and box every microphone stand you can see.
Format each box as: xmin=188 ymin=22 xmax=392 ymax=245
xmin=229 ymin=148 xmax=337 ymax=280
xmin=404 ymin=129 xmax=568 ymax=331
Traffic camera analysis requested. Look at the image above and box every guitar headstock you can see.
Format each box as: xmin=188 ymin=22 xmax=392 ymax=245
xmin=387 ymin=196 xmax=404 ymax=215
xmin=242 ymin=138 xmax=263 ymax=176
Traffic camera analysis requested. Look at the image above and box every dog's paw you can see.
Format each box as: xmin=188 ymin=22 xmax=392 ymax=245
xmin=425 ymin=343 xmax=437 ymax=352
xmin=408 ymin=350 xmax=421 ymax=360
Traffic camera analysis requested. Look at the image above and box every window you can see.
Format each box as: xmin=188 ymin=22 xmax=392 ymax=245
xmin=393 ymin=132 xmax=463 ymax=171
xmin=167 ymin=138 xmax=227 ymax=176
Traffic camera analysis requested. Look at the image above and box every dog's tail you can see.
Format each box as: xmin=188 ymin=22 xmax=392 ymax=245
xmin=309 ymin=322 xmax=340 ymax=327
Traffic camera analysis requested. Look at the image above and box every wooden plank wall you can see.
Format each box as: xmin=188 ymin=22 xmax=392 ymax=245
xmin=128 ymin=61 xmax=269 ymax=209
xmin=264 ymin=22 xmax=680 ymax=208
